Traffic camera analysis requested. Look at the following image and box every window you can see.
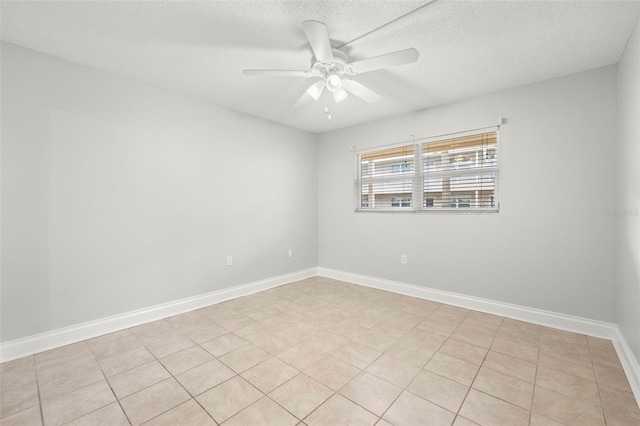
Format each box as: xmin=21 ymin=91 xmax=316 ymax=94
xmin=391 ymin=163 xmax=411 ymax=174
xmin=356 ymin=130 xmax=499 ymax=212
xmin=450 ymin=195 xmax=471 ymax=208
xmin=391 ymin=197 xmax=412 ymax=208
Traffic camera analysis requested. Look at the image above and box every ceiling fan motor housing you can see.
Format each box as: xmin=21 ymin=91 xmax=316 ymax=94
xmin=310 ymin=49 xmax=355 ymax=79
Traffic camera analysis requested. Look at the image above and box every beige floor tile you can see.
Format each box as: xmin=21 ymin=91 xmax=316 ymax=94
xmin=201 ymin=333 xmax=248 ymax=357
xmin=459 ymin=389 xmax=529 ymax=426
xmin=277 ymin=342 xmax=330 ymax=371
xmin=307 ymin=331 xmax=350 ymax=353
xmin=424 ymin=353 xmax=479 ymax=386
xmin=0 ymin=406 xmax=42 ymax=426
xmin=538 ymin=350 xmax=595 ymax=381
xmin=181 ymin=324 xmax=229 ymax=344
xmin=417 ymin=316 xmax=462 ymax=337
xmin=97 ymin=346 xmax=155 ymax=377
xmin=468 ymin=311 xmax=503 ymax=325
xmin=450 ymin=327 xmax=495 ymax=350
xmin=305 ymin=394 xmax=378 ymax=426
xmin=253 ymin=330 xmax=301 ymax=356
xmin=458 ymin=318 xmax=501 ymax=336
xmin=234 ymin=322 xmax=276 ymax=343
xmin=269 ymin=374 xmax=332 ymax=420
xmin=383 ymin=391 xmax=455 ymax=426
xmin=529 ymin=413 xmax=570 ymax=426
xmin=587 ymin=336 xmax=615 ymax=352
xmin=143 ymin=399 xmax=216 ymax=426
xmin=324 ymin=320 xmax=369 ymax=340
xmin=385 ymin=338 xmax=436 ymax=368
xmin=354 ymin=327 xmax=405 ymax=352
xmin=1 ymin=356 xmax=34 ymax=374
xmin=593 ymin=363 xmax=633 ymax=392
xmin=376 ymin=419 xmax=394 ymax=426
xmin=304 ymin=356 xmax=361 ymax=391
xmin=366 ymin=354 xmax=421 ymax=388
xmin=34 ymin=342 xmax=93 ymax=367
xmin=490 ymin=337 xmax=538 ymax=363
xmin=536 ymin=365 xmax=600 ymax=406
xmin=532 ymin=386 xmax=605 ymax=426
xmin=472 ymin=366 xmax=534 ymax=409
xmin=496 ymin=325 xmax=541 ymax=347
xmin=41 ymin=380 xmax=115 ymax=426
xmin=223 ymin=297 xmax=261 ymax=312
xmin=224 ymin=396 xmax=298 ymax=426
xmin=541 ymin=328 xmax=588 ymax=347
xmin=175 ymin=358 xmax=236 ymax=396
xmin=219 ymin=344 xmax=270 ymax=373
xmin=599 ymin=384 xmax=640 ymax=426
xmin=241 ymin=357 xmax=299 ymax=393
xmin=332 ymin=342 xmax=382 ymax=369
xmin=196 ymin=376 xmax=263 ymax=424
xmin=65 ymin=402 xmax=129 ymax=426
xmin=0 ymin=381 xmax=39 ymax=418
xmin=452 ymin=416 xmax=480 ymax=426
xmin=216 ymin=313 xmax=257 ymax=332
xmin=159 ymin=345 xmax=213 ymax=376
xmin=130 ymin=321 xmax=176 ymax=343
xmin=438 ymin=339 xmax=488 ymax=365
xmin=120 ymin=378 xmax=190 ymax=426
xmin=89 ymin=333 xmax=142 ymax=360
xmin=37 ymin=355 xmax=105 ymax=401
xmin=145 ymin=333 xmax=195 ymax=359
xmin=108 ymin=361 xmax=171 ymax=399
xmin=400 ymin=299 xmax=441 ymax=317
xmin=241 ymin=306 xmax=280 ymax=321
xmin=407 ymin=370 xmax=469 ymax=413
xmin=0 ymin=358 xmax=36 ymax=393
xmin=482 ymin=351 xmax=536 ymax=383
xmin=539 ymin=340 xmax=591 ymax=364
xmin=339 ymin=372 xmax=401 ymax=416
xmin=589 ymin=347 xmax=622 ymax=368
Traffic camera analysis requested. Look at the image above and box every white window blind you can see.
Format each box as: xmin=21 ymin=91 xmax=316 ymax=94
xmin=356 ymin=129 xmax=499 ymax=213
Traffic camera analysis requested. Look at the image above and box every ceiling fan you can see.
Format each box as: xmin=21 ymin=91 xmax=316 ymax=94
xmin=243 ymin=20 xmax=419 ymax=106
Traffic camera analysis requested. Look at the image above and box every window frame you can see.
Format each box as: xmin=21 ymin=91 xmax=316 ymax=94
xmin=354 ymin=127 xmax=500 ymax=214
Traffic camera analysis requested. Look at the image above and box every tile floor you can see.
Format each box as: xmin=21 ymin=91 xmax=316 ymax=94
xmin=1 ymin=277 xmax=639 ymax=426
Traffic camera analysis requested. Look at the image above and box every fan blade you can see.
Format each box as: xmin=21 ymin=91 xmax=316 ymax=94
xmin=347 ymin=48 xmax=419 ymax=74
xmin=333 ymin=88 xmax=348 ymax=103
xmin=243 ymin=69 xmax=312 ymax=77
xmin=295 ymin=80 xmax=326 ymax=106
xmin=306 ymin=80 xmax=326 ymax=101
xmin=342 ymin=79 xmax=381 ymax=103
xmin=295 ymin=92 xmax=314 ymax=107
xmin=302 ymin=20 xmax=333 ymax=63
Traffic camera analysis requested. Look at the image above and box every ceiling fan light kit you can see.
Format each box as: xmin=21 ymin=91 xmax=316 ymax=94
xmin=243 ymin=19 xmax=419 ymax=115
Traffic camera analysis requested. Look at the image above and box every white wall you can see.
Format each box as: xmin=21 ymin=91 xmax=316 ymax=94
xmin=0 ymin=43 xmax=318 ymax=342
xmin=617 ymin=18 xmax=640 ymax=364
xmin=318 ymin=66 xmax=618 ymax=322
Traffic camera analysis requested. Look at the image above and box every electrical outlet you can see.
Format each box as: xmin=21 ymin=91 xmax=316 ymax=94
xmin=401 ymin=255 xmax=407 ymax=264
xmin=226 ymin=256 xmax=233 ymax=266
xmin=288 ymin=249 xmax=293 ymax=258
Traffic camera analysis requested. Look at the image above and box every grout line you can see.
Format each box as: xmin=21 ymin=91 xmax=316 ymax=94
xmin=32 ymin=356 xmax=46 ymax=426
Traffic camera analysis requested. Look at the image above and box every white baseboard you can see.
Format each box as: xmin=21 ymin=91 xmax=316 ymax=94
xmin=0 ymin=268 xmax=317 ymax=363
xmin=612 ymin=327 xmax=640 ymax=408
xmin=318 ymin=267 xmax=640 ymax=406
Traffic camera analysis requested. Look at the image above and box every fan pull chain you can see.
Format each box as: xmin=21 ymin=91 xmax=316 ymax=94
xmin=324 ymin=106 xmax=332 ymax=120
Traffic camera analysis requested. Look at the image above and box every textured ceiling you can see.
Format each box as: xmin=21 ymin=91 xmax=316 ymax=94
xmin=2 ymin=1 xmax=640 ymax=133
